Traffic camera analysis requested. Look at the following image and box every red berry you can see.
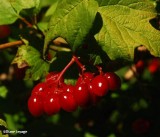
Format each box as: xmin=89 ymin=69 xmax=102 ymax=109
xmin=31 ymin=82 xmax=47 ymax=99
xmin=63 ymin=84 xmax=75 ymax=93
xmin=74 ymin=83 xmax=90 ymax=107
xmin=104 ymin=72 xmax=121 ymax=91
xmin=88 ymin=83 xmax=101 ymax=105
xmin=135 ymin=60 xmax=145 ymax=74
xmin=28 ymin=95 xmax=43 ymax=117
xmin=49 ymin=83 xmax=66 ymax=95
xmin=76 ymin=72 xmax=94 ymax=85
xmin=59 ymin=92 xmax=77 ymax=112
xmin=148 ymin=58 xmax=160 ymax=74
xmin=43 ymin=93 xmax=61 ymax=115
xmin=0 ymin=25 xmax=11 ymax=39
xmin=89 ymin=75 xmax=109 ymax=96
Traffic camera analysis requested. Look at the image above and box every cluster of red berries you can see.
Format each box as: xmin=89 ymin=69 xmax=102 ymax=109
xmin=28 ymin=71 xmax=121 ymax=117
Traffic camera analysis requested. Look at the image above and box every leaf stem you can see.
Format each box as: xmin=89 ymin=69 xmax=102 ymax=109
xmin=0 ymin=40 xmax=23 ymax=50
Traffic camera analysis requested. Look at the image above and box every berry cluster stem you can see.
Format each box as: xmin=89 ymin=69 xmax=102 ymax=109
xmin=56 ymin=57 xmax=75 ymax=83
xmin=56 ymin=55 xmax=85 ymax=84
xmin=96 ymin=65 xmax=103 ymax=75
xmin=73 ymin=55 xmax=86 ymax=74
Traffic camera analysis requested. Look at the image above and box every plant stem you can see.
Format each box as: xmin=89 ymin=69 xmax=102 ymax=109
xmin=20 ymin=17 xmax=33 ymax=27
xmin=0 ymin=40 xmax=23 ymax=50
xmin=56 ymin=57 xmax=75 ymax=83
xmin=73 ymin=55 xmax=86 ymax=74
xmin=56 ymin=55 xmax=86 ymax=84
xmin=96 ymin=65 xmax=103 ymax=75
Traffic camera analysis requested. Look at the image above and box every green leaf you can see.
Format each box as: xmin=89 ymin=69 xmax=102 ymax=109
xmin=42 ymin=0 xmax=61 ymax=22
xmin=0 ymin=86 xmax=8 ymax=98
xmin=84 ymin=132 xmax=97 ymax=137
xmin=95 ymin=0 xmax=160 ymax=62
xmin=12 ymin=45 xmax=50 ymax=81
xmin=0 ymin=119 xmax=7 ymax=128
xmin=43 ymin=0 xmax=98 ymax=58
xmin=0 ymin=0 xmax=40 ymax=25
xmin=37 ymin=22 xmax=48 ymax=34
xmin=39 ymin=0 xmax=59 ymax=7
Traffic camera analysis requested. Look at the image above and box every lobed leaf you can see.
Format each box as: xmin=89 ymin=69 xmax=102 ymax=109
xmin=95 ymin=0 xmax=160 ymax=61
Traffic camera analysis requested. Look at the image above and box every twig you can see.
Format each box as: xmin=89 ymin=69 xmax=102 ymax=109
xmin=0 ymin=40 xmax=23 ymax=50
xmin=20 ymin=17 xmax=33 ymax=28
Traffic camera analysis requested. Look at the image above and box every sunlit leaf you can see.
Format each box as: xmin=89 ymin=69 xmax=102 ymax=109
xmin=43 ymin=0 xmax=98 ymax=59
xmin=95 ymin=0 xmax=160 ymax=62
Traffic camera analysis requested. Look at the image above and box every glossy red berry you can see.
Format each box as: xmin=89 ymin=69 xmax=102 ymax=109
xmin=88 ymin=83 xmax=101 ymax=105
xmin=43 ymin=93 xmax=61 ymax=115
xmin=63 ymin=84 xmax=75 ymax=93
xmin=77 ymin=72 xmax=94 ymax=85
xmin=48 ymin=86 xmax=63 ymax=95
xmin=0 ymin=25 xmax=11 ymax=39
xmin=28 ymin=95 xmax=43 ymax=117
xmin=90 ymin=75 xmax=109 ymax=96
xmin=74 ymin=83 xmax=90 ymax=107
xmin=59 ymin=92 xmax=77 ymax=112
xmin=31 ymin=82 xmax=47 ymax=98
xmin=104 ymin=72 xmax=121 ymax=91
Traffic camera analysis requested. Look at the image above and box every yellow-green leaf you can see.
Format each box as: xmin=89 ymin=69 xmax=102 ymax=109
xmin=95 ymin=0 xmax=160 ymax=61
